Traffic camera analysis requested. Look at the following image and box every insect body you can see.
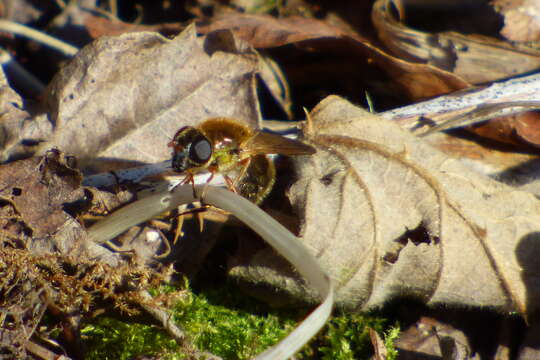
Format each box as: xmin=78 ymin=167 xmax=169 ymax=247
xmin=169 ymin=117 xmax=315 ymax=204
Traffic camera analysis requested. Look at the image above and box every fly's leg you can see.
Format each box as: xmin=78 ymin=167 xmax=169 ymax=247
xmin=153 ymin=228 xmax=172 ymax=259
xmin=199 ymin=169 xmax=215 ymax=203
xmin=229 ymin=157 xmax=252 ymax=191
xmin=174 ymin=204 xmax=211 ymax=239
xmin=224 ymin=175 xmax=236 ymax=192
xmin=179 ymin=171 xmax=197 ymax=199
xmin=175 ymin=170 xmax=215 ymax=237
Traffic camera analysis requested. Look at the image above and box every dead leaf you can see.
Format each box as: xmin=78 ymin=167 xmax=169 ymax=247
xmin=377 ymin=71 xmax=540 ymax=157
xmin=198 ymin=13 xmax=370 ymax=48
xmin=372 ymin=0 xmax=540 ymax=83
xmin=0 ymin=149 xmax=83 ymax=238
xmin=465 ymin=113 xmax=540 ymax=148
xmin=230 ymin=96 xmax=540 ymax=317
xmin=494 ymin=0 xmax=540 ymax=42
xmin=0 ymin=149 xmax=183 ymax=357
xmin=514 ymin=111 xmax=540 ymax=147
xmin=369 ymin=327 xmax=388 ymax=360
xmin=0 ymin=66 xmax=37 ymax=163
xmin=41 ymin=25 xmax=261 ymax=170
xmin=84 ymin=13 xmax=183 ymax=39
xmin=1 ymin=0 xmax=45 ymax=24
xmin=198 ymin=13 xmax=468 ymax=101
xmin=395 ymin=316 xmax=478 ymax=360
xmin=257 ymin=53 xmax=293 ymax=119
xmin=0 ymin=149 xmax=125 ymax=266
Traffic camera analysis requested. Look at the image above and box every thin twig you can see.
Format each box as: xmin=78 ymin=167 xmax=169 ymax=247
xmin=137 ymin=290 xmax=187 ymax=341
xmin=25 ymin=340 xmax=72 ymax=360
xmin=380 ymin=72 xmax=540 ymax=135
xmin=138 ymin=290 xmax=222 ymax=359
xmin=0 ymin=19 xmax=78 ymax=57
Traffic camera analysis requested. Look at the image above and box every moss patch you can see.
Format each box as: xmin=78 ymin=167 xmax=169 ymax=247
xmin=82 ymin=317 xmax=181 ymax=360
xmin=82 ymin=284 xmax=400 ymax=359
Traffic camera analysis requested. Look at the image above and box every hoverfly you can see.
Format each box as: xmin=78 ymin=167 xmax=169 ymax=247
xmin=168 ymin=117 xmax=315 ymax=204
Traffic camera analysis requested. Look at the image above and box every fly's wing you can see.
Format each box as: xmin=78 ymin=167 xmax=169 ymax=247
xmin=243 ymin=131 xmax=316 ymax=156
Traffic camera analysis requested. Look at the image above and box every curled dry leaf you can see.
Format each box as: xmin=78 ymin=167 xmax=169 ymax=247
xmin=40 ymin=25 xmax=260 ymax=169
xmin=372 ymin=0 xmax=540 ymax=84
xmin=231 ymin=95 xmax=540 ymax=316
xmin=257 ymin=53 xmax=293 ymax=119
xmin=199 ymin=13 xmax=468 ymax=100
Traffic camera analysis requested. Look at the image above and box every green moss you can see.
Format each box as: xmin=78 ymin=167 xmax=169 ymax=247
xmin=82 ymin=317 xmax=181 ymax=360
xmin=384 ymin=326 xmax=401 ymax=359
xmin=82 ymin=284 xmax=400 ymax=360
xmin=300 ymin=311 xmax=399 ymax=360
xmin=173 ymin=287 xmax=296 ymax=359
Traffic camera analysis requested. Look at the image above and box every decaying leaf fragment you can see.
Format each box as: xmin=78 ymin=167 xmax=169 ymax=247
xmin=231 ymin=95 xmax=540 ymax=316
xmin=372 ymin=0 xmax=540 ymax=84
xmin=199 ymin=13 xmax=468 ymax=101
xmin=494 ymin=0 xmax=540 ymax=42
xmin=0 ymin=149 xmax=83 ymax=239
xmin=0 ymin=149 xmax=129 ymax=266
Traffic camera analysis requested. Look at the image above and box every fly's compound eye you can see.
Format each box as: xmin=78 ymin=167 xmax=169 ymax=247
xmin=171 ymin=127 xmax=213 ymax=173
xmin=189 ymin=135 xmax=212 ymax=164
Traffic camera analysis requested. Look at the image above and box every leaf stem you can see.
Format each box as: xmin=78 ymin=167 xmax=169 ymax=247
xmin=87 ymin=184 xmax=334 ymax=360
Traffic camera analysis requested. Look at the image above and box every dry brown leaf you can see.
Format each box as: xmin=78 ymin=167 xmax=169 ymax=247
xmin=199 ymin=13 xmax=468 ymax=100
xmin=369 ymin=327 xmax=388 ymax=360
xmin=468 ymin=112 xmax=540 ymax=148
xmin=0 ymin=149 xmax=83 ymax=238
xmin=395 ymin=316 xmax=478 ymax=359
xmin=494 ymin=0 xmax=540 ymax=42
xmin=199 ymin=13 xmax=370 ymax=48
xmin=40 ymin=25 xmax=260 ymax=169
xmin=230 ymin=95 xmax=540 ymax=316
xmin=372 ymin=0 xmax=540 ymax=84
xmin=84 ymin=13 xmax=183 ymax=39
xmin=0 ymin=150 xmax=183 ymax=356
xmin=0 ymin=149 xmax=125 ymax=265
xmin=514 ymin=111 xmax=540 ymax=147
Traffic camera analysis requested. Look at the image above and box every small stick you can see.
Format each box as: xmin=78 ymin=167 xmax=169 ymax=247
xmin=0 ymin=19 xmax=78 ymax=56
xmin=380 ymin=72 xmax=540 ymax=134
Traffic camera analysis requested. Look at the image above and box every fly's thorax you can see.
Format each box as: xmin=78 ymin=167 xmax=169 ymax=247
xmin=199 ymin=117 xmax=253 ymax=145
xmin=210 ymin=146 xmax=242 ymax=173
